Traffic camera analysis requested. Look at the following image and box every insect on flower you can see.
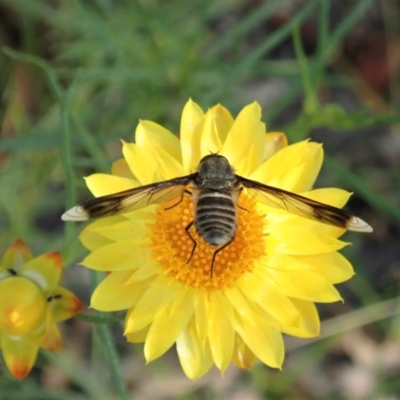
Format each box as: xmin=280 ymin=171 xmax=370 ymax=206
xmin=62 ymin=154 xmax=372 ymax=275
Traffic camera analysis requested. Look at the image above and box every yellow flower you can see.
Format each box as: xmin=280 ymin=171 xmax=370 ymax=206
xmin=78 ymin=100 xmax=365 ymax=379
xmin=0 ymin=239 xmax=83 ymax=379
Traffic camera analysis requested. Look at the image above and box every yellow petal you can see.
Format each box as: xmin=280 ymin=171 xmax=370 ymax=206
xmin=250 ymin=141 xmax=323 ymax=191
xmin=180 ymin=99 xmax=204 ymax=172
xmin=233 ymin=311 xmax=283 ymax=368
xmin=236 ymin=143 xmax=260 ymax=178
xmin=208 ymin=104 xmax=234 ymax=143
xmin=0 ymin=277 xmax=47 ymax=336
xmin=194 ymin=291 xmax=208 ymax=349
xmin=301 ymin=188 xmax=351 ymax=208
xmin=147 ymin=144 xmax=184 ymax=179
xmin=79 ymin=217 xmax=124 ymax=251
xmin=125 ymin=263 xmax=157 ymax=284
xmin=91 ymin=218 xmax=150 ymax=243
xmin=281 ymin=299 xmax=320 ymax=337
xmin=136 ymin=121 xmax=184 ymax=179
xmin=220 ymin=102 xmax=265 ymax=175
xmin=176 ymin=318 xmax=214 ymax=380
xmin=206 ymin=291 xmax=234 ymax=372
xmin=124 ymin=276 xmax=179 ymax=332
xmin=304 ymin=252 xmax=354 ymax=283
xmin=49 ymin=286 xmax=83 ymax=322
xmin=263 ymin=132 xmax=288 ymax=161
xmin=266 ymin=208 xmax=346 ymax=240
xmin=1 ymin=335 xmax=38 ymax=379
xmin=91 ymin=270 xmax=148 ymax=311
xmin=136 ymin=120 xmax=182 ymax=163
xmin=200 ymin=111 xmax=222 ymax=157
xmin=85 ymin=173 xmax=138 ymax=197
xmin=267 ymin=163 xmax=311 ymax=192
xmin=225 ymin=285 xmax=266 ymax=323
xmin=144 ymin=287 xmax=194 ymax=361
xmin=231 ymin=334 xmax=257 ymax=369
xmin=111 ymin=158 xmax=135 ymax=179
xmin=26 ymin=307 xmax=52 ymax=346
xmin=122 ymin=141 xmax=158 ymax=184
xmin=225 ymin=287 xmax=284 ymax=368
xmin=82 ymin=240 xmax=149 ymax=271
xmin=122 ymin=207 xmax=155 ymax=221
xmin=238 ymin=271 xmax=300 ymax=326
xmin=41 ymin=323 xmax=62 ymax=351
xmin=267 ymin=218 xmax=348 ymax=254
xmin=20 ymin=252 xmax=62 ymax=293
xmin=265 ymin=268 xmax=342 ymax=302
xmin=0 ymin=238 xmax=32 ymax=273
xmin=125 ymin=324 xmax=149 ymax=343
xmin=271 ymin=251 xmax=354 ymax=283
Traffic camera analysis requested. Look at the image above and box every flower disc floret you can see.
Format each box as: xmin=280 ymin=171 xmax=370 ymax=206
xmin=149 ymin=195 xmax=266 ymax=290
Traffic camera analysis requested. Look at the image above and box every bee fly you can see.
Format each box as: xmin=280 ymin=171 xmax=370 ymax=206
xmin=62 ymin=154 xmax=373 ymax=275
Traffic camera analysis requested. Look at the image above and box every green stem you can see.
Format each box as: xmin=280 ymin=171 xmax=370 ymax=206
xmin=312 ymin=0 xmax=330 ymax=86
xmin=76 ymin=312 xmax=125 ymax=324
xmin=60 ymin=78 xmax=79 ymax=255
xmin=292 ymin=23 xmax=318 ymax=113
xmin=60 ymin=83 xmax=76 ymax=208
xmin=91 ymin=271 xmax=129 ymax=400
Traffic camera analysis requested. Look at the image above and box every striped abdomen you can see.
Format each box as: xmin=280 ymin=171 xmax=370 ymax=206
xmin=195 ymin=191 xmax=237 ymax=246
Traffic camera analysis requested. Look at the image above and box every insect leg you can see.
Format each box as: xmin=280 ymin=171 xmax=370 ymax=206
xmin=210 ymin=237 xmax=234 ymax=277
xmin=184 ymin=220 xmax=197 ymax=264
xmin=235 ymin=188 xmax=249 ymax=212
xmin=164 ymin=190 xmax=192 ymax=210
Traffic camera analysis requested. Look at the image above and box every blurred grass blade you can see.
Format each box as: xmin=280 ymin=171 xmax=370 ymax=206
xmin=44 ymin=351 xmax=113 ymax=399
xmin=328 ymin=0 xmax=375 ymax=58
xmin=293 ymin=23 xmax=318 ymax=113
xmin=207 ymin=0 xmax=291 ymax=57
xmin=71 ymin=116 xmax=110 ymax=172
xmin=325 ymin=155 xmax=400 ymax=224
xmin=204 ymin=0 xmax=319 ymax=103
xmin=3 ymin=47 xmax=63 ymax=100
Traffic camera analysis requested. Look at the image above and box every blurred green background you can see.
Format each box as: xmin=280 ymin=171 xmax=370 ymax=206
xmin=1 ymin=0 xmax=400 ymax=399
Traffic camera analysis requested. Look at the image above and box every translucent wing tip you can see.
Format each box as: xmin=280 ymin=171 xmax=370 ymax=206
xmin=61 ymin=205 xmax=89 ymax=222
xmin=346 ymin=216 xmax=373 ymax=233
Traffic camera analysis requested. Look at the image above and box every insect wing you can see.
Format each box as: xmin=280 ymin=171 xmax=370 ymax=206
xmin=238 ymin=175 xmax=372 ymax=232
xmin=62 ymin=175 xmax=195 ymax=221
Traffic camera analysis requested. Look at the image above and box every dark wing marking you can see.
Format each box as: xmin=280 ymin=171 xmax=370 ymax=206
xmin=237 ymin=175 xmax=372 ymax=233
xmin=62 ymin=174 xmax=196 ymax=221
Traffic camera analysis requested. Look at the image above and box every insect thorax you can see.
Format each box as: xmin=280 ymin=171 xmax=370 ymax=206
xmin=195 ymin=154 xmax=238 ymax=191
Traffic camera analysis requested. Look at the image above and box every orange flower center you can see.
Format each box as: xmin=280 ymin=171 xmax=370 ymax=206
xmin=149 ymin=194 xmax=267 ymax=290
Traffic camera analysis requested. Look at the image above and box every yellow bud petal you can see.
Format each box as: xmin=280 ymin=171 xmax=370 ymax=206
xmin=0 ymin=277 xmax=46 ymax=336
